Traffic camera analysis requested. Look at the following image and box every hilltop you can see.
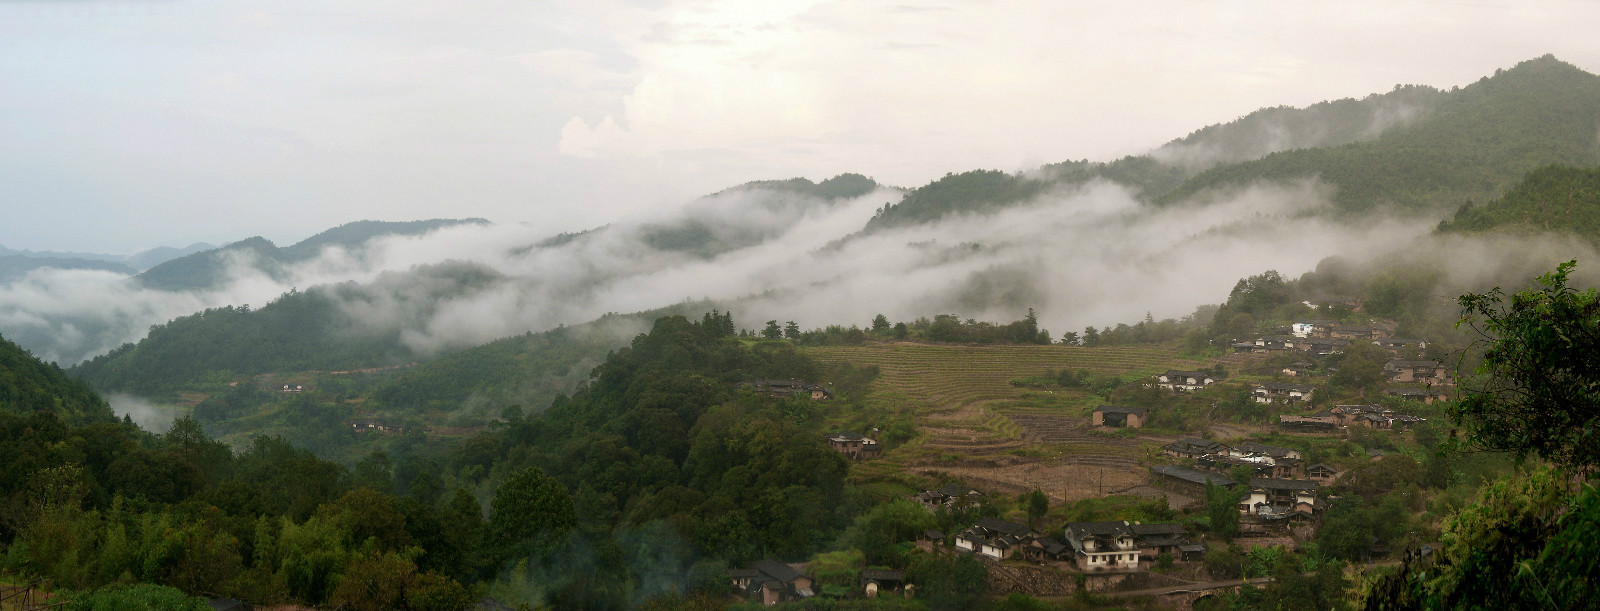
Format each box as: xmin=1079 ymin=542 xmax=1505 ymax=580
xmin=0 ymin=331 xmax=114 ymax=426
xmin=136 ymin=218 xmax=489 ymax=291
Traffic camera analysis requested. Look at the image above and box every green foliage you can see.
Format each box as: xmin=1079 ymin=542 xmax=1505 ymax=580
xmin=65 ymin=583 xmax=210 ymax=611
xmin=1160 ymin=56 xmax=1600 ymax=215
xmin=1453 ymin=260 xmax=1600 ymax=468
xmin=1439 ymin=164 xmax=1600 ymax=238
xmin=906 ymin=552 xmax=987 ymax=610
xmin=1204 ymin=482 xmax=1242 ymax=540
xmin=0 ymin=332 xmax=114 ymax=426
xmin=489 ymin=466 xmax=577 ymax=565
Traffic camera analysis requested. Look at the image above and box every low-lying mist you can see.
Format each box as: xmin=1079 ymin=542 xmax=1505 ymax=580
xmin=1 ymin=174 xmax=1591 ymax=369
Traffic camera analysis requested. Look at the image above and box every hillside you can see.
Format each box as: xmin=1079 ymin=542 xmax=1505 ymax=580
xmin=861 ymin=55 xmax=1598 ymax=232
xmin=1436 ymin=163 xmax=1600 ymax=239
xmin=0 ymin=331 xmax=113 ymax=426
xmin=136 ymin=218 xmax=488 ymax=291
xmin=1159 ymin=55 xmax=1600 ymax=214
xmin=73 ymin=261 xmax=505 ymax=393
xmin=0 ymin=255 xmax=136 ymax=283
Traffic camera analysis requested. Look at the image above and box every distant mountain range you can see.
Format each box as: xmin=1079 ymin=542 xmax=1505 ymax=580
xmin=33 ymin=54 xmax=1600 ymax=397
xmin=0 ymin=241 xmax=215 ymax=282
xmin=134 ymin=218 xmax=490 ymax=291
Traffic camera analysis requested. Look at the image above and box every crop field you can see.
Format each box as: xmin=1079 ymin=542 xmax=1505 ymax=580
xmin=808 ymin=341 xmax=1214 ymax=504
xmin=804 ymin=342 xmax=1203 ymax=414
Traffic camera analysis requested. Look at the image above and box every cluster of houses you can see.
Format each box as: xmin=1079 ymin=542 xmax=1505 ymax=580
xmin=949 ymin=517 xmax=1203 ymax=571
xmin=1279 ymin=405 xmax=1426 ymax=434
xmin=1154 ymin=370 xmax=1221 ymax=392
xmin=1154 ymin=438 xmax=1334 ymax=524
xmin=745 ymin=378 xmax=834 ymax=400
xmin=349 ymin=420 xmax=403 ymax=434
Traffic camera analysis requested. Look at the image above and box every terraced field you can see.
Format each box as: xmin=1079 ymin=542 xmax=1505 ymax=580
xmin=805 ymin=342 xmax=1203 ymax=414
xmin=809 ymin=341 xmax=1216 ymax=503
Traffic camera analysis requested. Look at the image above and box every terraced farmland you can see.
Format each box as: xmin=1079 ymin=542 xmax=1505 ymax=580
xmin=804 ymin=342 xmax=1202 ymax=414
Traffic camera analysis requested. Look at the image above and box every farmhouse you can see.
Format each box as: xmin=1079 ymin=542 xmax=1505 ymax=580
xmin=731 ymin=560 xmax=815 ymax=606
xmin=859 ymin=569 xmax=906 ymax=599
xmin=825 ymin=431 xmax=880 ymax=460
xmin=1092 ymin=405 xmax=1148 ymax=428
xmin=1279 ymin=414 xmax=1340 ymax=433
xmin=1064 ymin=521 xmax=1141 ymax=571
xmin=911 ymin=483 xmax=982 ymax=510
xmin=747 ymin=379 xmax=833 ymax=400
xmin=1307 ymin=463 xmax=1340 ymax=484
xmin=955 ymin=518 xmax=1039 ymax=560
xmin=1161 ymin=437 xmax=1229 ymax=459
xmin=1385 ymin=388 xmax=1450 ymax=403
xmin=1149 ymin=464 xmax=1238 ymax=495
xmin=1373 ymin=338 xmax=1428 ymax=352
xmin=1330 ymin=325 xmax=1392 ymax=340
xmin=1253 ymin=382 xmax=1315 ymax=404
xmin=1130 ymin=523 xmax=1193 ymax=561
xmin=1155 ymin=370 xmax=1219 ymax=391
xmin=1383 ymin=360 xmax=1450 ymax=384
xmin=1242 ymin=478 xmax=1321 ymax=518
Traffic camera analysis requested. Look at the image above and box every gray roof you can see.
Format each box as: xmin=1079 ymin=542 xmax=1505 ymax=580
xmin=1233 ymin=442 xmax=1296 ymax=457
xmin=1250 ymin=478 xmax=1320 ymax=491
xmin=1151 ymin=464 xmax=1238 ymax=487
xmin=1256 ymin=382 xmax=1315 ymax=392
xmin=974 ymin=517 xmax=1033 ymax=537
xmin=1095 ymin=405 xmax=1149 ymax=416
xmin=750 ymin=560 xmax=804 ymax=584
xmin=1066 ymin=521 xmax=1132 ymax=538
xmin=1131 ymin=523 xmax=1187 ymax=536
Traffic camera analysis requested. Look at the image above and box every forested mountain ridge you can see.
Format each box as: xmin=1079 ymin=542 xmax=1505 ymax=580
xmin=0 ymin=331 xmax=113 ymax=426
xmin=1158 ymin=55 xmax=1600 ymax=213
xmin=73 ymin=261 xmax=506 ymax=394
xmin=1436 ymin=163 xmax=1600 ymax=239
xmin=860 ymin=54 xmax=1599 ymax=233
xmin=136 ymin=218 xmax=489 ymax=291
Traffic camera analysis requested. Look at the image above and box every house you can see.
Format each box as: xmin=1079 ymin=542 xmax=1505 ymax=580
xmin=1385 ymin=388 xmax=1450 ymax=404
xmin=911 ymin=483 xmax=982 ymax=510
xmin=731 ymin=560 xmax=815 ymax=606
xmin=350 ymin=421 xmax=403 ymax=434
xmin=1384 ymin=360 xmax=1450 ymax=384
xmin=1282 ymin=362 xmax=1313 ymax=377
xmin=955 ymin=518 xmax=1040 ymax=560
xmin=1279 ymin=414 xmax=1340 ymax=434
xmin=1162 ymin=437 xmax=1229 ymax=459
xmin=281 ymin=384 xmax=304 ymax=393
xmin=1130 ymin=523 xmax=1191 ymax=561
xmin=1149 ymin=465 xmax=1238 ymax=495
xmin=1306 ymin=463 xmax=1339 ymax=484
xmin=1155 ymin=370 xmax=1218 ymax=392
xmin=1331 ymin=325 xmax=1392 ymax=340
xmin=1244 ymin=337 xmax=1294 ymax=353
xmin=1294 ymin=338 xmax=1349 ymax=356
xmin=1242 ymin=478 xmax=1321 ymax=517
xmin=1302 ymin=321 xmax=1341 ymax=338
xmin=1022 ymin=536 xmax=1071 ymax=563
xmin=1092 ymin=406 xmax=1148 ymax=428
xmin=1230 ymin=442 xmax=1302 ymax=461
xmin=1064 ymin=521 xmax=1141 ymax=571
xmin=860 ymin=569 xmax=906 ymax=599
xmin=748 ymin=379 xmax=833 ymax=400
xmin=826 ymin=431 xmax=880 ymax=460
xmin=1253 ymin=383 xmax=1314 ymax=404
xmin=1330 ymin=404 xmax=1390 ymax=426
xmin=1373 ymin=338 xmax=1428 ymax=353
xmin=1226 ymin=443 xmax=1303 ymax=478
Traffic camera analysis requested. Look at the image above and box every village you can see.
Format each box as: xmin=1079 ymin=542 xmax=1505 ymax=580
xmin=726 ymin=311 xmax=1451 ymax=608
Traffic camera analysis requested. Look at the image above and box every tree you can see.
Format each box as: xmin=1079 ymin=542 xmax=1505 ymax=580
xmin=1454 ymin=260 xmax=1600 ymax=469
xmin=1026 ymin=489 xmax=1049 ymax=526
xmin=1060 ymin=330 xmax=1079 ymax=346
xmin=490 ymin=467 xmax=577 ymax=565
xmin=1204 ymin=481 xmax=1241 ymax=539
xmin=762 ymin=321 xmax=782 ymax=340
xmin=871 ymin=314 xmax=890 ymax=333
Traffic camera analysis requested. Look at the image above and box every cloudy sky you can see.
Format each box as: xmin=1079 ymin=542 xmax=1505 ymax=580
xmin=4 ymin=0 xmax=1598 ymax=254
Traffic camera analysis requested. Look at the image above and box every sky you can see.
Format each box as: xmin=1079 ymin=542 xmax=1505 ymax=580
xmin=3 ymin=0 xmax=1599 ymax=254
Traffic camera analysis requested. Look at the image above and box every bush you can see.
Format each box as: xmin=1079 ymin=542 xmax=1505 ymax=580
xmin=66 ymin=583 xmax=210 ymax=611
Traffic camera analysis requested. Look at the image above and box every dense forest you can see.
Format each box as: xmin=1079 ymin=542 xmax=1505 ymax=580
xmin=1437 ymin=163 xmax=1600 ymax=239
xmin=0 ymin=333 xmax=114 ymax=427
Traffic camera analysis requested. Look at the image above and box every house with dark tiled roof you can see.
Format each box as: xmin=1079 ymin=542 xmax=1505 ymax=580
xmin=1162 ymin=437 xmax=1229 ymax=459
xmin=748 ymin=379 xmax=833 ymax=400
xmin=1064 ymin=521 xmax=1140 ymax=571
xmin=1253 ymin=382 xmax=1314 ymax=404
xmin=911 ymin=483 xmax=982 ymax=510
xmin=1150 ymin=465 xmax=1238 ymax=495
xmin=1242 ymin=478 xmax=1321 ymax=519
xmin=1279 ymin=414 xmax=1340 ymax=433
xmin=1306 ymin=463 xmax=1339 ymax=484
xmin=860 ymin=569 xmax=906 ymax=599
xmin=1130 ymin=523 xmax=1191 ymax=561
xmin=731 ymin=560 xmax=815 ymax=606
xmin=1384 ymin=360 xmax=1450 ymax=384
xmin=1092 ymin=405 xmax=1148 ymax=428
xmin=826 ymin=431 xmax=880 ymax=460
xmin=1155 ymin=370 xmax=1219 ymax=392
xmin=1385 ymin=388 xmax=1450 ymax=403
xmin=1373 ymin=338 xmax=1428 ymax=353
xmin=955 ymin=518 xmax=1040 ymax=560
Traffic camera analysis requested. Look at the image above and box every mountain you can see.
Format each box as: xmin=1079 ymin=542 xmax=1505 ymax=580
xmin=1436 ymin=163 xmax=1600 ymax=239
xmin=136 ymin=218 xmax=489 ymax=291
xmin=862 ymin=54 xmax=1600 ymax=232
xmin=0 ymin=255 xmax=136 ymax=283
xmin=73 ymin=261 xmax=505 ymax=393
xmin=1158 ymin=55 xmax=1600 ymax=214
xmin=0 ymin=331 xmax=114 ymax=426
